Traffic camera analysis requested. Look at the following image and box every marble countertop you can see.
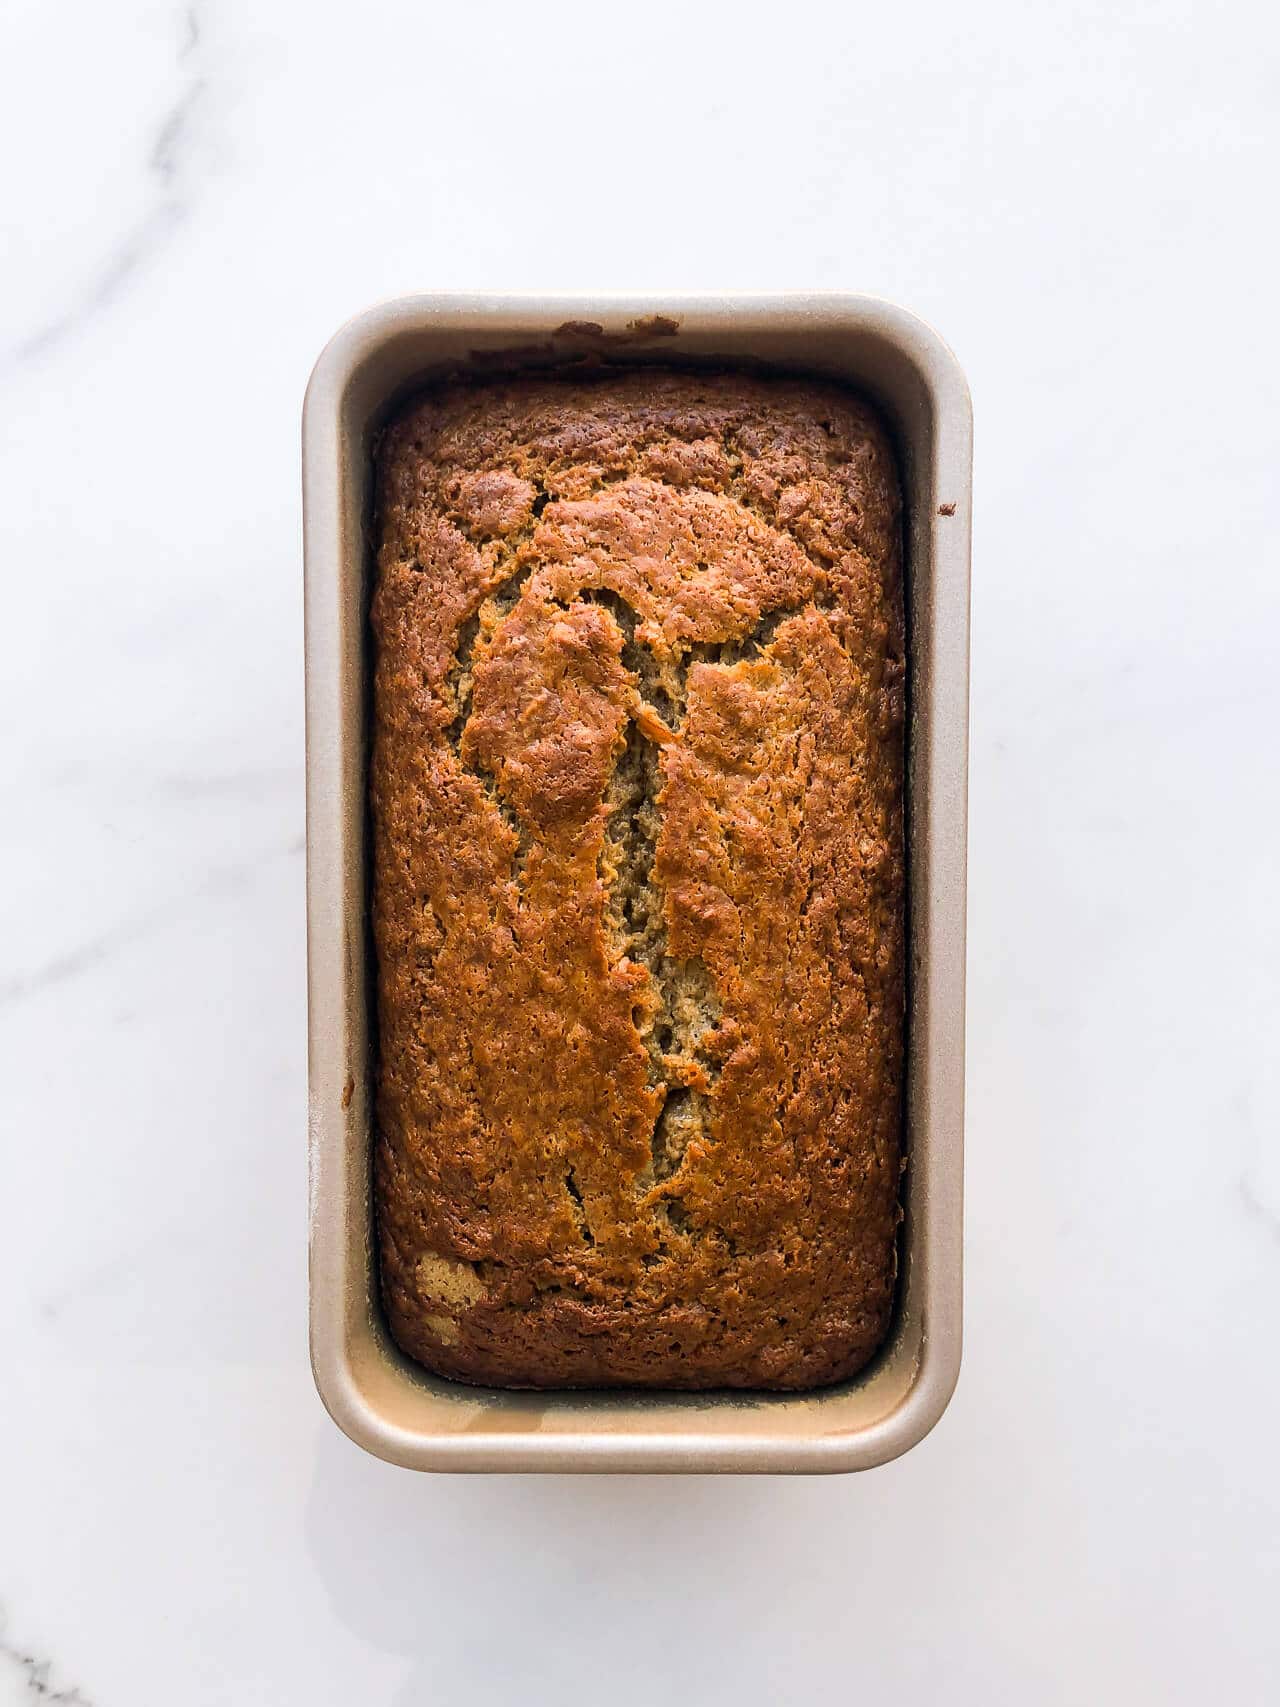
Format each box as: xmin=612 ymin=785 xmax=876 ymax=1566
xmin=3 ymin=1 xmax=1277 ymax=1701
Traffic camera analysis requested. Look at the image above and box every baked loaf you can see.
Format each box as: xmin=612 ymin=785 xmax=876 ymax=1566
xmin=371 ymin=367 xmax=905 ymax=1390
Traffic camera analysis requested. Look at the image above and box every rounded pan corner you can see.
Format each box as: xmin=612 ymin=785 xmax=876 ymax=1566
xmin=309 ymin=1325 xmax=428 ymax=1474
xmin=829 ymin=293 xmax=973 ymax=426
xmin=871 ymin=1335 xmax=963 ymax=1470
xmin=301 ymin=295 xmax=423 ymax=442
xmin=781 ymin=1336 xmax=962 ymax=1477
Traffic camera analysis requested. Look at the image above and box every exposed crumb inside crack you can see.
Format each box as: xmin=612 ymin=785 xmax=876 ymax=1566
xmin=447 ymin=558 xmax=539 ymax=748
xmin=564 ymin=1165 xmax=595 ymax=1246
xmin=446 ymin=553 xmax=540 ymax=883
xmin=676 ymin=604 xmax=795 ymax=693
xmin=445 ymin=474 xmax=551 ymax=749
xmin=651 ymin=1085 xmax=707 ymax=1180
xmin=447 ymin=609 xmax=483 ymax=746
xmin=592 ymin=600 xmax=729 ymax=1222
xmin=573 ymin=587 xmax=676 ymax=725
xmin=599 ymin=725 xmax=721 ymax=1073
xmin=661 ymin=1197 xmax=692 ymax=1235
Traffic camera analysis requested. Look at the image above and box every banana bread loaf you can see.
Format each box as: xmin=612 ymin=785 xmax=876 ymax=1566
xmin=371 ymin=367 xmax=905 ymax=1390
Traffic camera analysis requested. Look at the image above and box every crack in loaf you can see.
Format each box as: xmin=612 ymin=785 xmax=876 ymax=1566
xmin=454 ymin=573 xmax=804 ymax=1221
xmin=370 ymin=368 xmax=906 ymax=1391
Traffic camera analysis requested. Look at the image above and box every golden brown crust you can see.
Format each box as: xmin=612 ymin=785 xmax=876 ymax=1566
xmin=371 ymin=367 xmax=904 ymax=1390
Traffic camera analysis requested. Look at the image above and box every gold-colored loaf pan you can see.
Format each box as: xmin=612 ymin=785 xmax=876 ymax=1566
xmin=303 ymin=295 xmax=971 ymax=1472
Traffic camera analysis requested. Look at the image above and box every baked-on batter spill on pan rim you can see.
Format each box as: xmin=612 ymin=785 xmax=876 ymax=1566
xmin=370 ymin=367 xmax=905 ymax=1391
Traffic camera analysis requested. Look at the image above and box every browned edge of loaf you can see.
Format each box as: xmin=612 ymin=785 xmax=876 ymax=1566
xmin=370 ymin=365 xmax=905 ymax=1391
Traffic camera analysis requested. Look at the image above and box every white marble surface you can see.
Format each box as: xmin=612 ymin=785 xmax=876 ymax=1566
xmin=2 ymin=0 xmax=1278 ymax=1700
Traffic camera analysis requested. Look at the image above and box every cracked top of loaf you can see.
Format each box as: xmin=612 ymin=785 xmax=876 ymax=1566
xmin=371 ymin=366 xmax=905 ymax=1390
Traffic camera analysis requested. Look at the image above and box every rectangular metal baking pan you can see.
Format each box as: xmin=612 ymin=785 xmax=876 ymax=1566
xmin=304 ymin=294 xmax=970 ymax=1473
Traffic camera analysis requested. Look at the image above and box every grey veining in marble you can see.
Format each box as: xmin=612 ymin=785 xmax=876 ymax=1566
xmin=13 ymin=5 xmax=207 ymax=366
xmin=0 ymin=1624 xmax=90 ymax=1707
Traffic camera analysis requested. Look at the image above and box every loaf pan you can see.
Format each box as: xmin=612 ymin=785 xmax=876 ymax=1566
xmin=303 ymin=294 xmax=970 ymax=1473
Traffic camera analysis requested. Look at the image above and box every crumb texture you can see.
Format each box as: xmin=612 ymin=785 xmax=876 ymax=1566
xmin=371 ymin=368 xmax=905 ymax=1390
